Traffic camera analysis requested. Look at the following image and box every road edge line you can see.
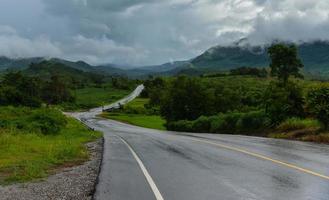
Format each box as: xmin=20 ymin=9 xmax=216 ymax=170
xmin=118 ymin=136 xmax=165 ymax=200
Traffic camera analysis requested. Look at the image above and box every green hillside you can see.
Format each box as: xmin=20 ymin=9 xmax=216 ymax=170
xmin=191 ymin=41 xmax=329 ymax=76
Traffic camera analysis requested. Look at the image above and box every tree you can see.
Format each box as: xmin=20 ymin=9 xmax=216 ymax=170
xmin=230 ymin=67 xmax=268 ymax=78
xmin=42 ymin=75 xmax=75 ymax=105
xmin=268 ymin=44 xmax=304 ymax=84
xmin=143 ymin=77 xmax=167 ymax=106
xmin=0 ymin=72 xmax=42 ymax=107
xmin=263 ymin=81 xmax=304 ymax=124
xmin=307 ymin=86 xmax=329 ymax=130
xmin=160 ymin=76 xmax=212 ymax=122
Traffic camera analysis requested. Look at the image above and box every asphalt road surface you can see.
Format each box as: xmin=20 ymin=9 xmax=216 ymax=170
xmin=74 ymin=85 xmax=329 ymax=200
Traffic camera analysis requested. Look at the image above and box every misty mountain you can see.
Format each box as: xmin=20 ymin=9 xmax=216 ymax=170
xmin=23 ymin=60 xmax=103 ymax=82
xmin=0 ymin=56 xmax=45 ymax=71
xmin=191 ymin=41 xmax=329 ymax=76
xmin=135 ymin=61 xmax=191 ymax=73
xmin=2 ymin=41 xmax=329 ymax=78
xmin=48 ymin=58 xmax=95 ymax=72
xmin=0 ymin=56 xmax=129 ymax=76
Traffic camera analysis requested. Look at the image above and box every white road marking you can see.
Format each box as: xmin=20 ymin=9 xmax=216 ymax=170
xmin=118 ymin=136 xmax=165 ymax=200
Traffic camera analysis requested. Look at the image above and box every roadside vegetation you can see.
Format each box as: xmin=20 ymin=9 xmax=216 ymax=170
xmin=135 ymin=43 xmax=329 ymax=143
xmin=101 ymin=98 xmax=166 ymax=130
xmin=63 ymin=86 xmax=130 ymax=111
xmin=0 ymin=107 xmax=101 ymax=184
xmin=0 ymin=61 xmax=138 ymax=111
xmin=0 ymin=61 xmax=137 ymax=184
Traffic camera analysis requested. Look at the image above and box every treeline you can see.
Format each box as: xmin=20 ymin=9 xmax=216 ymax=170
xmin=0 ymin=71 xmax=74 ymax=107
xmin=0 ymin=61 xmax=139 ymax=108
xmin=142 ymin=44 xmax=329 ymax=134
xmin=202 ymin=67 xmax=268 ymax=78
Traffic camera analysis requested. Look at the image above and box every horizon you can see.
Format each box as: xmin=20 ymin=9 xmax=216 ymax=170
xmin=1 ymin=39 xmax=329 ymax=69
xmin=1 ymin=0 xmax=329 ymax=66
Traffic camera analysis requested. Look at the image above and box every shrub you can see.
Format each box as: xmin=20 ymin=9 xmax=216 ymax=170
xmin=263 ymin=81 xmax=304 ymax=124
xmin=192 ymin=116 xmax=211 ymax=133
xmin=0 ymin=107 xmax=68 ymax=135
xmin=29 ymin=109 xmax=67 ymax=135
xmin=123 ymin=105 xmax=147 ymax=115
xmin=209 ymin=116 xmax=225 ymax=133
xmin=307 ymin=86 xmax=329 ymax=130
xmin=166 ymin=110 xmax=270 ymax=134
xmin=166 ymin=120 xmax=194 ymax=132
xmin=236 ymin=110 xmax=270 ymax=132
xmin=277 ymin=118 xmax=321 ymax=132
xmin=219 ymin=112 xmax=243 ymax=132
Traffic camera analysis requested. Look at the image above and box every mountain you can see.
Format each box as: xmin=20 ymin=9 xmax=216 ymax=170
xmin=2 ymin=41 xmax=329 ymax=78
xmin=0 ymin=57 xmax=45 ymax=71
xmin=135 ymin=61 xmax=191 ymax=73
xmin=48 ymin=58 xmax=95 ymax=72
xmin=23 ymin=60 xmax=108 ymax=87
xmin=190 ymin=41 xmax=329 ymax=76
xmin=0 ymin=56 xmax=129 ymax=76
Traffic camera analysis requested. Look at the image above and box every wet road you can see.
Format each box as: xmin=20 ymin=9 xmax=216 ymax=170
xmin=73 ymin=86 xmax=329 ymax=200
xmin=80 ymin=118 xmax=329 ymax=200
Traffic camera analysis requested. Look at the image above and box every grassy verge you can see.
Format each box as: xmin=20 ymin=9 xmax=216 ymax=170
xmin=269 ymin=131 xmax=329 ymax=143
xmin=0 ymin=114 xmax=101 ymax=185
xmin=269 ymin=118 xmax=329 ymax=143
xmin=101 ymin=113 xmax=166 ymax=130
xmin=101 ymin=98 xmax=166 ymax=130
xmin=62 ymin=86 xmax=130 ymax=111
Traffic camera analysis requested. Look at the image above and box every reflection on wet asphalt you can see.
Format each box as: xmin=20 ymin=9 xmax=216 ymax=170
xmin=89 ymin=119 xmax=329 ymax=200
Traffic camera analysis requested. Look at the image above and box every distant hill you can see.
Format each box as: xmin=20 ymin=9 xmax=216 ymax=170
xmin=0 ymin=56 xmax=129 ymax=76
xmin=0 ymin=56 xmax=45 ymax=71
xmin=125 ymin=41 xmax=329 ymax=77
xmin=2 ymin=41 xmax=329 ymax=78
xmin=48 ymin=58 xmax=95 ymax=72
xmin=190 ymin=41 xmax=329 ymax=77
xmin=135 ymin=61 xmax=190 ymax=73
xmin=23 ymin=61 xmax=107 ymax=87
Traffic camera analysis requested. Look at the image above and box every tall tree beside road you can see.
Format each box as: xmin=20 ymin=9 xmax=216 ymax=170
xmin=268 ymin=44 xmax=304 ymax=84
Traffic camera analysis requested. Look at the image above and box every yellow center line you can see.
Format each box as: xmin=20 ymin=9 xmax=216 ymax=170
xmin=187 ymin=137 xmax=329 ymax=180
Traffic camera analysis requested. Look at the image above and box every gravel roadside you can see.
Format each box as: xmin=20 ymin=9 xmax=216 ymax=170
xmin=0 ymin=138 xmax=103 ymax=200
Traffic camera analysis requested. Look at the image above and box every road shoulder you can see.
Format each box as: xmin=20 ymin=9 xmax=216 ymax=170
xmin=0 ymin=138 xmax=103 ymax=200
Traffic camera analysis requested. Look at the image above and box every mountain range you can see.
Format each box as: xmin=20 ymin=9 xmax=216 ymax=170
xmin=1 ymin=41 xmax=329 ymax=78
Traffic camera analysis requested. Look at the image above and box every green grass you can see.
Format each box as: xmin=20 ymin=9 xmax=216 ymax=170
xmin=125 ymin=98 xmax=149 ymax=109
xmin=63 ymin=87 xmax=130 ymax=111
xmin=277 ymin=118 xmax=322 ymax=131
xmin=101 ymin=113 xmax=166 ymax=130
xmin=0 ymin=118 xmax=101 ymax=185
xmin=100 ymin=98 xmax=166 ymax=130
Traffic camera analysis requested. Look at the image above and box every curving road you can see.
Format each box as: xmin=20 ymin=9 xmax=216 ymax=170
xmin=74 ymin=85 xmax=329 ymax=200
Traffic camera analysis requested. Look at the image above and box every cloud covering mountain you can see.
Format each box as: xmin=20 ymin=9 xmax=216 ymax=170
xmin=0 ymin=0 xmax=329 ymax=65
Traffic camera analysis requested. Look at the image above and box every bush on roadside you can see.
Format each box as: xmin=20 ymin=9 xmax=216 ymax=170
xmin=0 ymin=106 xmax=67 ymax=135
xmin=122 ymin=105 xmax=148 ymax=115
xmin=263 ymin=81 xmax=305 ymax=124
xmin=192 ymin=116 xmax=212 ymax=133
xmin=166 ymin=120 xmax=194 ymax=132
xmin=277 ymin=118 xmax=321 ymax=132
xmin=29 ymin=108 xmax=67 ymax=135
xmin=166 ymin=110 xmax=270 ymax=134
xmin=307 ymin=86 xmax=329 ymax=130
xmin=236 ymin=110 xmax=271 ymax=132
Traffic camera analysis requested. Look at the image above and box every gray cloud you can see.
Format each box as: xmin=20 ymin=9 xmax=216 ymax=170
xmin=0 ymin=0 xmax=328 ymax=65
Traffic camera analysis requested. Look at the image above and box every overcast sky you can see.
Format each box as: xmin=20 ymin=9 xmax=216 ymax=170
xmin=0 ymin=0 xmax=328 ymax=66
